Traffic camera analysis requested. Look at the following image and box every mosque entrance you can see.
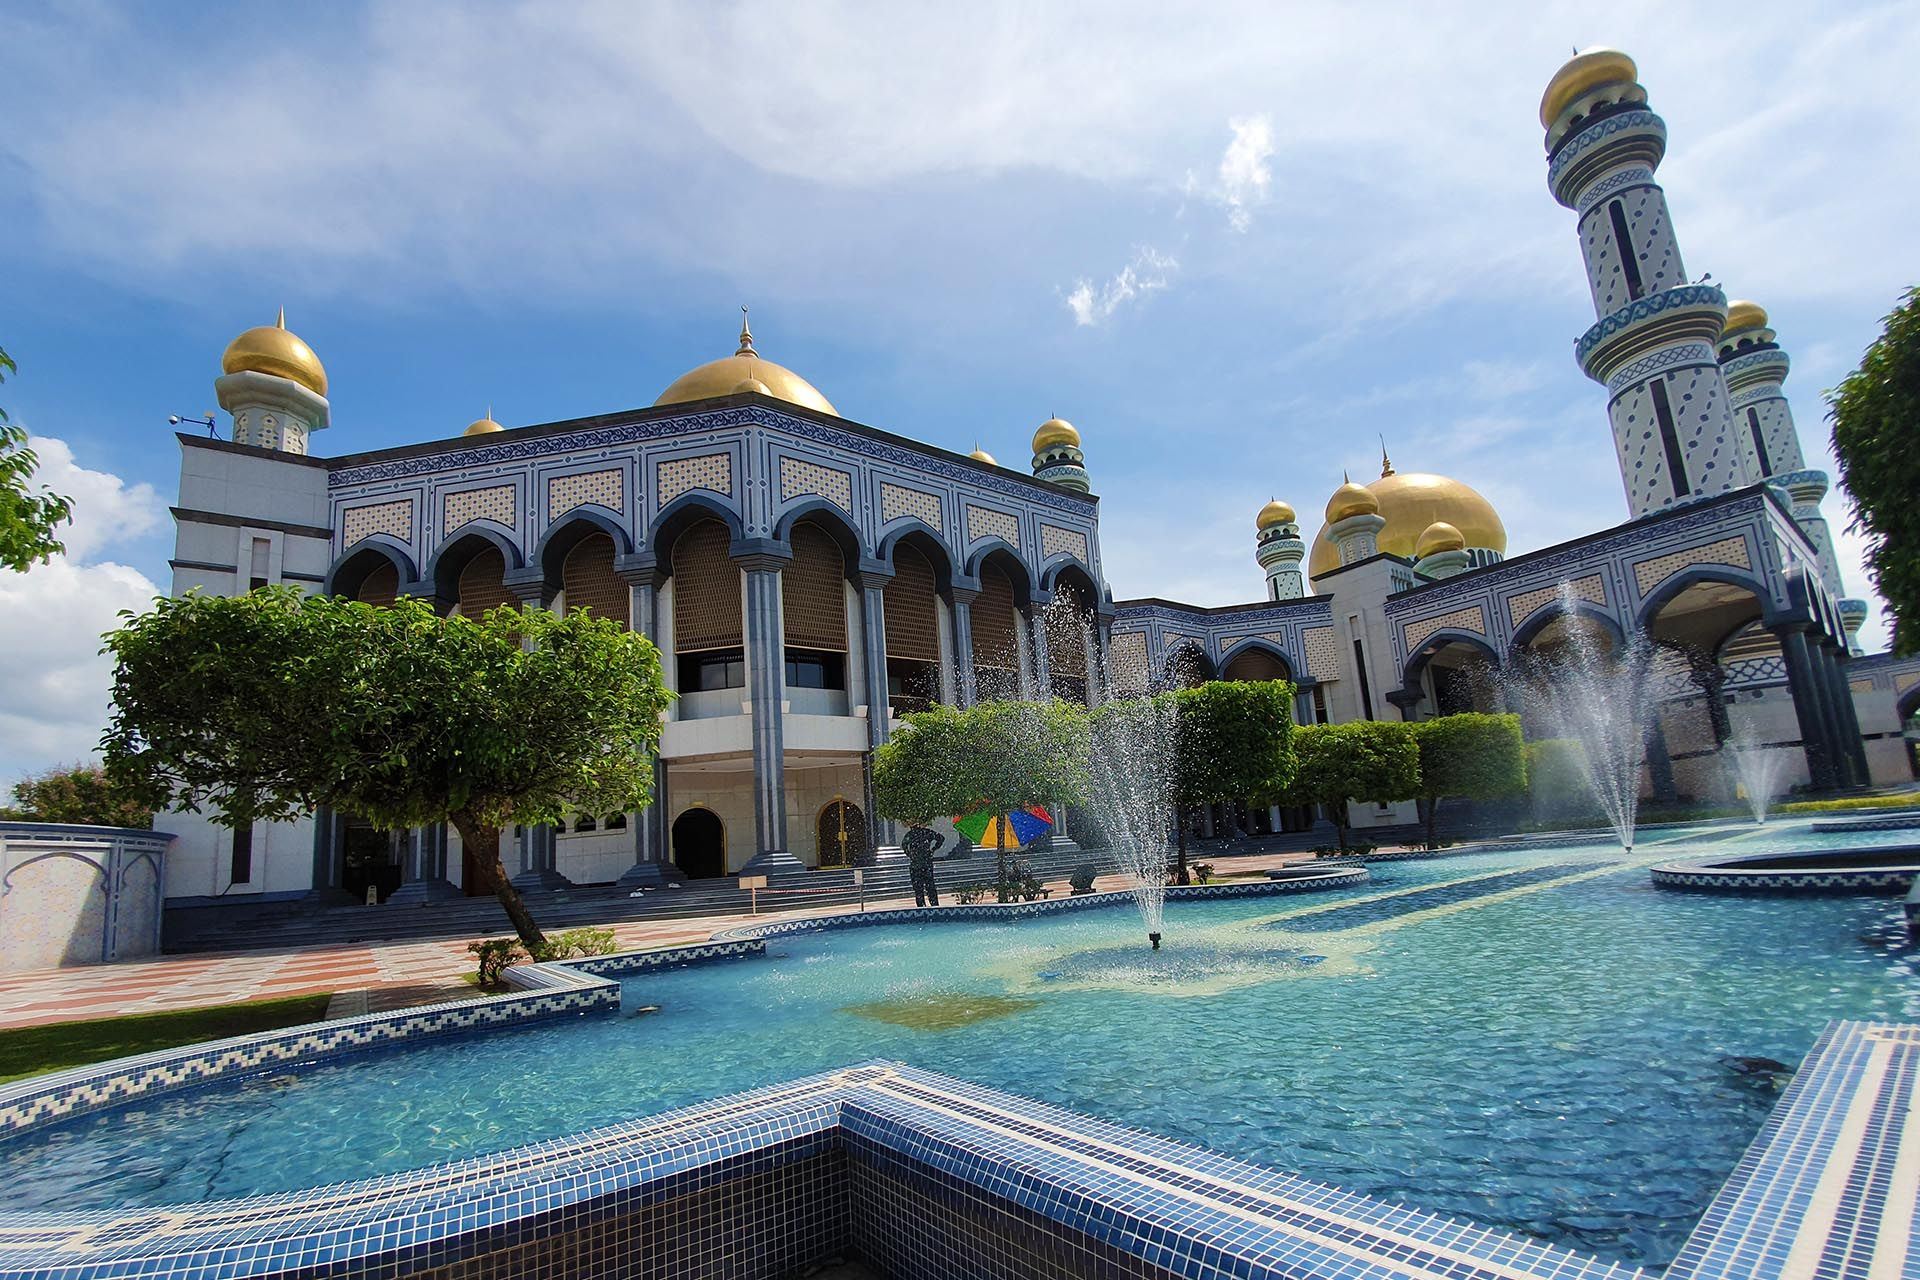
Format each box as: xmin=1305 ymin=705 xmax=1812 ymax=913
xmin=816 ymin=799 xmax=868 ymax=867
xmin=340 ymin=821 xmax=402 ymax=904
xmin=672 ymin=808 xmax=727 ymax=879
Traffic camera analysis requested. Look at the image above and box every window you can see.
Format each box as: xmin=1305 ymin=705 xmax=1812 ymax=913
xmin=230 ymin=824 xmax=254 ymax=885
xmin=1649 ymin=379 xmax=1690 ymax=499
xmin=785 ymin=650 xmax=845 ymax=689
xmin=1607 ymin=199 xmax=1644 ymax=300
xmin=574 ymin=815 xmax=597 ymax=833
xmin=679 ymin=650 xmax=746 ymax=691
xmin=248 ymin=538 xmax=271 ymax=591
xmin=606 ymin=813 xmax=628 ymax=831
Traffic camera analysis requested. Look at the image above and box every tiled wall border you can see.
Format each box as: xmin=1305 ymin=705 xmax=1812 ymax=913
xmin=1650 ymin=845 xmax=1920 ymax=895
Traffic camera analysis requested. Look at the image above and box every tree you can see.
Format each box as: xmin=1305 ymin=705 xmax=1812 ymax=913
xmin=0 ymin=348 xmax=73 ymax=572
xmin=925 ymin=699 xmax=1090 ymax=902
xmin=872 ymin=704 xmax=972 ymax=824
xmin=1411 ymin=713 xmax=1526 ymax=849
xmin=1830 ymin=286 xmax=1920 ymax=655
xmin=1281 ymin=720 xmax=1420 ymax=849
xmin=1 ymin=763 xmax=153 ymax=829
xmin=1169 ymin=680 xmax=1296 ymax=883
xmin=101 ymin=589 xmax=671 ymax=950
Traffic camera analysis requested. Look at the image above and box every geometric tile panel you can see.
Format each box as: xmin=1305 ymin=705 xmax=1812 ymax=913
xmin=341 ymin=498 xmax=413 ymax=546
xmin=1302 ymin=626 xmax=1341 ymax=682
xmin=1507 ymin=573 xmax=1606 ymax=629
xmin=965 ymin=504 xmax=1020 ymax=546
xmin=1402 ymin=604 xmax=1487 ymax=653
xmin=1897 ymin=672 xmax=1920 ymax=695
xmin=443 ymin=484 xmax=516 ymax=535
xmin=880 ymin=482 xmax=942 ymax=531
xmin=549 ymin=468 xmax=624 ymax=519
xmin=1039 ymin=524 xmax=1090 ymax=565
xmin=658 ymin=453 xmax=733 ymax=507
xmin=779 ymin=457 xmax=853 ymax=514
xmin=1222 ymin=631 xmax=1290 ymax=652
xmin=1633 ymin=535 xmax=1751 ymax=595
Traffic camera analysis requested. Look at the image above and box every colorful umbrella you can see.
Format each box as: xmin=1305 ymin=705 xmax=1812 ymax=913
xmin=954 ymin=805 xmax=1053 ymax=849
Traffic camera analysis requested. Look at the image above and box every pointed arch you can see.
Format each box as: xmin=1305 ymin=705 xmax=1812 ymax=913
xmin=324 ymin=536 xmax=418 ymax=601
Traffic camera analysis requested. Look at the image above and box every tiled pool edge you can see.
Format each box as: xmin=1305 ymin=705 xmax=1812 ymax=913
xmin=0 ymin=869 xmax=1366 ymax=1138
xmin=1650 ymin=845 xmax=1920 ymax=894
xmin=0 ymin=1060 xmax=1652 ymax=1280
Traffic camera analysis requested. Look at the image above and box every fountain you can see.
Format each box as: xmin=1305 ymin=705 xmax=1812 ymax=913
xmin=1506 ymin=584 xmax=1664 ymax=851
xmin=1724 ymin=724 xmax=1786 ymax=824
xmin=1041 ymin=595 xmax=1174 ymax=947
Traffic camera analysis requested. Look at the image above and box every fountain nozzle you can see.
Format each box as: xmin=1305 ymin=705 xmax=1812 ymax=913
xmin=1148 ymin=932 xmax=1162 ymax=951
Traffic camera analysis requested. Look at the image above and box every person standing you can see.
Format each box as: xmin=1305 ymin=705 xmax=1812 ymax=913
xmin=903 ymin=823 xmax=941 ymax=907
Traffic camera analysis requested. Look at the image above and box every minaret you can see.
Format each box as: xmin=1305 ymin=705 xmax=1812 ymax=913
xmin=1542 ymin=49 xmax=1751 ymax=517
xmin=1716 ymin=300 xmax=1852 ymax=601
xmin=216 ymin=308 xmax=331 ymax=454
xmin=1031 ymin=417 xmax=1090 ymax=492
xmin=1255 ymin=499 xmax=1305 ymax=599
xmin=1324 ymin=478 xmax=1384 ymax=565
xmin=1413 ymin=521 xmax=1472 ymax=580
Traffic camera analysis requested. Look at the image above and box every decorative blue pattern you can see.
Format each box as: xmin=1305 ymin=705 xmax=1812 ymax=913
xmin=1576 ymin=285 xmax=1728 ymax=364
xmin=1650 ymin=847 xmax=1920 ymax=895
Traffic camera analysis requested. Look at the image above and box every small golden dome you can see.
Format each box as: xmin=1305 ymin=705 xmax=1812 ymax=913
xmin=1326 ymin=481 xmax=1380 ymax=524
xmin=1722 ymin=299 xmax=1769 ymax=335
xmin=1539 ymin=47 xmax=1638 ymax=128
xmin=463 ymin=414 xmax=505 ymax=436
xmin=221 ymin=307 xmax=328 ymax=396
xmin=1311 ymin=469 xmax=1508 ymax=580
xmin=654 ymin=310 xmax=837 ymax=416
xmin=968 ymin=445 xmax=997 ymax=465
xmin=1032 ymin=417 xmax=1080 ymax=452
xmin=1256 ymin=498 xmax=1296 ymax=531
xmin=1416 ymin=520 xmax=1466 ymax=557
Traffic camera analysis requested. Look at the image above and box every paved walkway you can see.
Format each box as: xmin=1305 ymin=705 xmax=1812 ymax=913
xmin=0 ymin=856 xmax=1325 ymax=1029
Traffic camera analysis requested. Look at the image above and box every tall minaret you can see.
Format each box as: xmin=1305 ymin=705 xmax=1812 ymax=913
xmin=1031 ymin=417 xmax=1089 ymax=492
xmin=216 ymin=309 xmax=331 ymax=454
xmin=1715 ymin=300 xmax=1849 ymax=598
xmin=1542 ymin=49 xmax=1751 ymax=518
xmin=1255 ymin=499 xmax=1305 ymax=599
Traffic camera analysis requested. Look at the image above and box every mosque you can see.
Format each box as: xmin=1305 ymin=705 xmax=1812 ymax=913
xmin=160 ymin=49 xmax=1920 ymax=915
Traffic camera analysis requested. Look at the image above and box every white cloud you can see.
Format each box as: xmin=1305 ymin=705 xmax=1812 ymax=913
xmin=0 ymin=437 xmax=166 ymax=788
xmin=1065 ymin=247 xmax=1178 ymax=327
xmin=1214 ymin=115 xmax=1274 ymax=232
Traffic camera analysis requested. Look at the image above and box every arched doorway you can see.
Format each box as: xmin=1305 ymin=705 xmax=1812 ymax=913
xmin=672 ymin=808 xmax=726 ymax=879
xmin=816 ymin=799 xmax=869 ymax=867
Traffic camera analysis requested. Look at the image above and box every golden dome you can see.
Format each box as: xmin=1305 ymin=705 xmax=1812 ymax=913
xmin=1032 ymin=417 xmax=1080 ymax=452
xmin=1256 ymin=498 xmax=1296 ymax=530
xmin=1312 ymin=470 xmax=1507 ymax=580
xmin=463 ymin=411 xmax=505 ymax=436
xmin=968 ymin=445 xmax=997 ymax=465
xmin=1539 ymin=47 xmax=1638 ymax=128
xmin=1416 ymin=520 xmax=1466 ymax=557
xmin=1722 ymin=299 xmax=1769 ymax=335
xmin=654 ymin=310 xmax=837 ymax=416
xmin=1325 ymin=481 xmax=1379 ymax=524
xmin=221 ymin=307 xmax=328 ymax=396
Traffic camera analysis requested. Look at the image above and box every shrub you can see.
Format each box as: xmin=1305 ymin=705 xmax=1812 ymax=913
xmin=953 ymin=884 xmax=993 ymax=904
xmin=469 ymin=938 xmax=523 ymax=986
xmin=1068 ymin=863 xmax=1098 ymax=894
xmin=1191 ymin=862 xmax=1216 ymax=884
xmin=3 ymin=763 xmax=152 ymax=829
xmin=532 ymin=927 xmax=619 ymax=961
xmin=1412 ymin=714 xmax=1526 ymax=849
xmin=1278 ymin=721 xmax=1419 ymax=849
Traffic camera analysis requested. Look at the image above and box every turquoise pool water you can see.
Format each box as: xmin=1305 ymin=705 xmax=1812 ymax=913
xmin=6 ymin=823 xmax=1918 ymax=1270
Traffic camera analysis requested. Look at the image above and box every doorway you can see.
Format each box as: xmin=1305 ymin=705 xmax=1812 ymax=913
xmin=816 ymin=799 xmax=868 ymax=867
xmin=672 ymin=808 xmax=727 ymax=879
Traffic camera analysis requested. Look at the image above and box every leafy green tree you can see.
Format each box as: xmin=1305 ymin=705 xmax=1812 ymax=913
xmin=101 ymin=589 xmax=671 ymax=950
xmin=1411 ymin=713 xmax=1527 ymax=849
xmin=933 ymin=702 xmax=1090 ymax=901
xmin=1830 ymin=286 xmax=1920 ymax=654
xmin=872 ymin=704 xmax=972 ymax=825
xmin=0 ymin=348 xmax=73 ymax=572
xmin=1 ymin=763 xmax=153 ymax=829
xmin=1280 ymin=720 xmax=1420 ymax=850
xmin=1170 ymin=680 xmax=1296 ymax=883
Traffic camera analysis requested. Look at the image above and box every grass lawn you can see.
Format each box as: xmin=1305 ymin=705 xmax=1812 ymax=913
xmin=0 ymin=993 xmax=333 ymax=1085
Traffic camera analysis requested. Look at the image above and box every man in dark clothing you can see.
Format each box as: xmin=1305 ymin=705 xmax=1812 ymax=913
xmin=903 ymin=824 xmax=942 ymax=907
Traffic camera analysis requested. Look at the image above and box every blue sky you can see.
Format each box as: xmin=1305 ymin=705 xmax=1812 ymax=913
xmin=1 ymin=1 xmax=1915 ymax=786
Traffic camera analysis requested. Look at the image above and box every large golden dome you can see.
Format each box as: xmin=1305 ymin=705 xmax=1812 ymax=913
xmin=1722 ymin=299 xmax=1769 ymax=335
xmin=654 ymin=311 xmax=837 ymax=416
xmin=221 ymin=308 xmax=328 ymax=396
xmin=1032 ymin=417 xmax=1080 ymax=451
xmin=1310 ymin=469 xmax=1506 ymax=580
xmin=1539 ymin=47 xmax=1638 ymax=128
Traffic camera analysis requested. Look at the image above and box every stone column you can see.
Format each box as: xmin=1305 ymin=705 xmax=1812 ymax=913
xmin=1774 ymin=625 xmax=1837 ymax=790
xmin=1819 ymin=641 xmax=1868 ymax=787
xmin=856 ymin=565 xmax=897 ymax=851
xmin=615 ymin=556 xmax=678 ymax=888
xmin=304 ymin=807 xmax=353 ymax=904
xmin=389 ymin=823 xmax=460 ymax=905
xmin=739 ymin=550 xmax=802 ymax=873
xmin=501 ymin=570 xmax=573 ymax=892
xmin=949 ymin=584 xmax=980 ymax=708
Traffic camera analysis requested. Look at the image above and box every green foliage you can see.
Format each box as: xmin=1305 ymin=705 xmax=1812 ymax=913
xmin=101 ymin=589 xmax=672 ymax=949
xmin=472 ymin=925 xmax=620 ymax=983
xmin=1412 ymin=713 xmax=1527 ymax=847
xmin=3 ymin=763 xmax=152 ymax=829
xmin=1281 ymin=721 xmax=1420 ymax=848
xmin=1068 ymin=863 xmax=1098 ymax=893
xmin=0 ymin=348 xmax=73 ymax=572
xmin=1173 ymin=680 xmax=1296 ymax=808
xmin=1191 ymin=862 xmax=1215 ymax=884
xmin=872 ymin=703 xmax=972 ymax=824
xmin=1526 ymin=738 xmax=1599 ymax=821
xmin=953 ymin=883 xmax=993 ymax=904
xmin=533 ymin=926 xmax=620 ymax=961
xmin=1829 ymin=287 xmax=1920 ymax=654
xmin=469 ymin=938 xmax=523 ymax=986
